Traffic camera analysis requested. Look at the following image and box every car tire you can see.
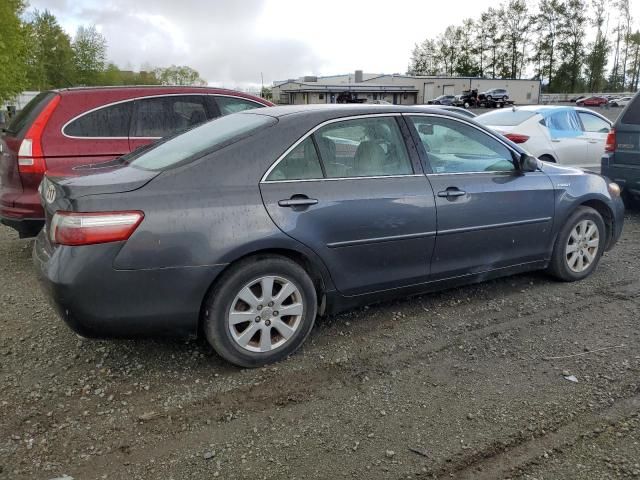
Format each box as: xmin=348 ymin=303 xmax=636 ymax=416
xmin=622 ymin=191 xmax=640 ymax=210
xmin=487 ymin=95 xmax=493 ymax=101
xmin=463 ymin=101 xmax=470 ymax=109
xmin=503 ymin=95 xmax=508 ymax=101
xmin=547 ymin=206 xmax=606 ymax=282
xmin=203 ymin=255 xmax=318 ymax=368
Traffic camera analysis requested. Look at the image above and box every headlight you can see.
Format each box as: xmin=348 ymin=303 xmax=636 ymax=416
xmin=608 ymin=182 xmax=621 ymax=197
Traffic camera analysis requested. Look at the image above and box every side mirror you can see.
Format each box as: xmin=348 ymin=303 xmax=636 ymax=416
xmin=519 ymin=153 xmax=538 ymax=172
xmin=418 ymin=123 xmax=434 ymax=135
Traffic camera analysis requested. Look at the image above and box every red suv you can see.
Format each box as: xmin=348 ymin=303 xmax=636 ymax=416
xmin=0 ymin=86 xmax=273 ymax=237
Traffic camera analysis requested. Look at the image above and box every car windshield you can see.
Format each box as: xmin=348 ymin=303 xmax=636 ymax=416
xmin=127 ymin=113 xmax=276 ymax=171
xmin=476 ymin=110 xmax=536 ymax=126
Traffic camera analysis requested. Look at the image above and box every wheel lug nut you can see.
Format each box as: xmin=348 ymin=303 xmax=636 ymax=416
xmin=257 ymin=305 xmax=263 ymax=310
xmin=268 ymin=302 xmax=274 ymax=307
xmin=255 ymin=316 xmax=261 ymax=322
xmin=273 ymin=311 xmax=279 ymax=316
xmin=265 ymin=320 xmax=271 ymax=326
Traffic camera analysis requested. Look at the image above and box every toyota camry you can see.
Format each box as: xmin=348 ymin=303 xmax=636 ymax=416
xmin=33 ymin=105 xmax=625 ymax=367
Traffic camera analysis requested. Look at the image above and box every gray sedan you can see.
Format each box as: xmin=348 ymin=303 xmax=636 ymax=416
xmin=34 ymin=105 xmax=625 ymax=367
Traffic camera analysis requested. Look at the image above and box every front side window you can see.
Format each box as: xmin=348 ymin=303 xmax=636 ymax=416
xmin=266 ymin=137 xmax=323 ymax=181
xmin=313 ymin=117 xmax=413 ymax=178
xmin=64 ymin=102 xmax=132 ymax=138
xmin=215 ymin=96 xmax=263 ymax=115
xmin=578 ymin=112 xmax=610 ymax=133
xmin=409 ymin=116 xmax=515 ymax=174
xmin=132 ymin=96 xmax=207 ymax=138
xmin=128 ymin=113 xmax=275 ymax=171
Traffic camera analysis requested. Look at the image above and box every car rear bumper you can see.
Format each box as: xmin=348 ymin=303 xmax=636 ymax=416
xmin=602 ymin=160 xmax=640 ymax=198
xmin=33 ymin=230 xmax=227 ymax=339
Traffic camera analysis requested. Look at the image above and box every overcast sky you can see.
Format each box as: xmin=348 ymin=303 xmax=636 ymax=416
xmin=28 ymin=0 xmax=640 ymax=89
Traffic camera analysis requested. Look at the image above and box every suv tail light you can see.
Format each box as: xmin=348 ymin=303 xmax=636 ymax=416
xmin=503 ymin=132 xmax=530 ymax=144
xmin=50 ymin=211 xmax=144 ymax=246
xmin=18 ymin=95 xmax=61 ymax=174
xmin=605 ymin=129 xmax=616 ymax=153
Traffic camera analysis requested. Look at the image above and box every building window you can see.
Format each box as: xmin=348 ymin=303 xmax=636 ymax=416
xmin=319 ymin=93 xmax=325 ymax=100
xmin=373 ymin=94 xmax=378 ymax=100
xmin=403 ymin=94 xmax=408 ymax=100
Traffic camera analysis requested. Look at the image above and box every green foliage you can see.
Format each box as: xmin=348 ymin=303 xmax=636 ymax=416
xmin=25 ymin=10 xmax=75 ymax=90
xmin=153 ymin=65 xmax=206 ymax=86
xmin=0 ymin=0 xmax=28 ymax=104
xmin=73 ymin=26 xmax=106 ymax=86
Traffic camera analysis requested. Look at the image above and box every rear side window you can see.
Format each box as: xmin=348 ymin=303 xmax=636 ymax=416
xmin=132 ymin=96 xmax=207 ymax=138
xmin=6 ymin=92 xmax=55 ymax=135
xmin=476 ymin=110 xmax=535 ymax=126
xmin=128 ymin=113 xmax=276 ymax=171
xmin=620 ymin=93 xmax=640 ymax=125
xmin=266 ymin=137 xmax=323 ymax=181
xmin=64 ymin=102 xmax=132 ymax=138
xmin=578 ymin=112 xmax=610 ymax=133
xmin=215 ymin=96 xmax=264 ymax=115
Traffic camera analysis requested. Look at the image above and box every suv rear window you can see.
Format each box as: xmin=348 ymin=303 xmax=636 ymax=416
xmin=128 ymin=112 xmax=276 ymax=171
xmin=5 ymin=92 xmax=55 ymax=135
xmin=476 ymin=110 xmax=536 ymax=126
xmin=620 ymin=93 xmax=640 ymax=125
xmin=64 ymin=102 xmax=133 ymax=137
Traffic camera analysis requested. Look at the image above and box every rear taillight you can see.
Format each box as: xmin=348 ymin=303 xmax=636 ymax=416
xmin=50 ymin=211 xmax=144 ymax=246
xmin=605 ymin=129 xmax=616 ymax=153
xmin=18 ymin=95 xmax=61 ymax=174
xmin=503 ymin=132 xmax=530 ymax=144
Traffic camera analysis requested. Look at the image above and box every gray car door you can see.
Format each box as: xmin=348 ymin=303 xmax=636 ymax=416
xmin=260 ymin=114 xmax=437 ymax=296
xmin=405 ymin=114 xmax=555 ymax=280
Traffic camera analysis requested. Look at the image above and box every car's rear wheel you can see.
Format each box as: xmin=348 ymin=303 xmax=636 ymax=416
xmin=547 ymin=206 xmax=606 ymax=281
xmin=502 ymin=95 xmax=508 ymax=101
xmin=487 ymin=95 xmax=493 ymax=101
xmin=203 ymin=256 xmax=317 ymax=367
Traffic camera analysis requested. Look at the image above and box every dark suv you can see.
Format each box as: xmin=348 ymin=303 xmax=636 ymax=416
xmin=602 ymin=91 xmax=640 ymax=208
xmin=0 ymin=86 xmax=272 ymax=237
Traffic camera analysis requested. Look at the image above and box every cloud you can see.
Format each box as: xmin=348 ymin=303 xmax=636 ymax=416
xmin=28 ymin=0 xmax=324 ymax=87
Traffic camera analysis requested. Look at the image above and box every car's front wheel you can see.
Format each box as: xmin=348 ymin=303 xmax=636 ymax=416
xmin=547 ymin=206 xmax=606 ymax=281
xmin=203 ymin=256 xmax=318 ymax=367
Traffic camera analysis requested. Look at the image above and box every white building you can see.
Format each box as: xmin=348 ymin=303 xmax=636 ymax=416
xmin=272 ymin=71 xmax=541 ymax=106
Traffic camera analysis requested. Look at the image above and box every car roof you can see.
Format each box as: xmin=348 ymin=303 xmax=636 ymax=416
xmin=243 ymin=104 xmax=474 ymax=121
xmin=50 ymin=85 xmax=269 ymax=102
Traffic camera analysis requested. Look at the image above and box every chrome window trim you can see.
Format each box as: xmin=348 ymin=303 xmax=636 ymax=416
xmin=61 ymin=93 xmax=264 ymax=140
xmin=403 ymin=112 xmax=523 ymax=174
xmin=264 ymin=174 xmax=424 ymax=184
xmin=261 ymin=113 xmax=407 ymax=183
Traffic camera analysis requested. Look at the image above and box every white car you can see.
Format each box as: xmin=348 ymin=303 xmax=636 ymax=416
xmin=610 ymin=96 xmax=632 ymax=107
xmin=476 ymin=106 xmax=612 ymax=171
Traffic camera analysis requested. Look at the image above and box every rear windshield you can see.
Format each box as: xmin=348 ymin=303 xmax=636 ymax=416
xmin=128 ymin=112 xmax=276 ymax=171
xmin=620 ymin=93 xmax=640 ymax=125
xmin=476 ymin=110 xmax=536 ymax=126
xmin=5 ymin=92 xmax=55 ymax=135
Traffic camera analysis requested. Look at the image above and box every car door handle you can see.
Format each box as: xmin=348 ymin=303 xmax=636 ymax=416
xmin=551 ymin=139 xmax=561 ymax=143
xmin=437 ymin=188 xmax=466 ymax=198
xmin=278 ymin=197 xmax=318 ymax=207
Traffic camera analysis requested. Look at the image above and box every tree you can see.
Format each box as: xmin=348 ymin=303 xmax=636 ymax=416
xmin=627 ymin=31 xmax=640 ymax=91
xmin=25 ymin=10 xmax=75 ymax=89
xmin=555 ymin=0 xmax=587 ymax=92
xmin=153 ymin=65 xmax=206 ymax=86
xmin=532 ymin=0 xmax=564 ymax=89
xmin=73 ymin=25 xmax=106 ymax=86
xmin=483 ymin=8 xmax=505 ymax=79
xmin=260 ymin=86 xmax=272 ymax=101
xmin=455 ymin=19 xmax=479 ymax=76
xmin=0 ymin=0 xmax=28 ymax=104
xmin=501 ymin=0 xmax=530 ymax=79
xmin=584 ymin=0 xmax=609 ymax=92
xmin=407 ymin=39 xmax=441 ymax=75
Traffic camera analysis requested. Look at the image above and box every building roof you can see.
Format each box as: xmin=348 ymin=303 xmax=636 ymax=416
xmin=278 ymin=82 xmax=418 ymax=93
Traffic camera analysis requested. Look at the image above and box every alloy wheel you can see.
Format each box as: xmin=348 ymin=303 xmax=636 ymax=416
xmin=228 ymin=276 xmax=304 ymax=353
xmin=565 ymin=220 xmax=599 ymax=273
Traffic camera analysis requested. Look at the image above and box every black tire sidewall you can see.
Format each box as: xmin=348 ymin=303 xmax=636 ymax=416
xmin=549 ymin=207 xmax=606 ymax=281
xmin=204 ymin=257 xmax=317 ymax=367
